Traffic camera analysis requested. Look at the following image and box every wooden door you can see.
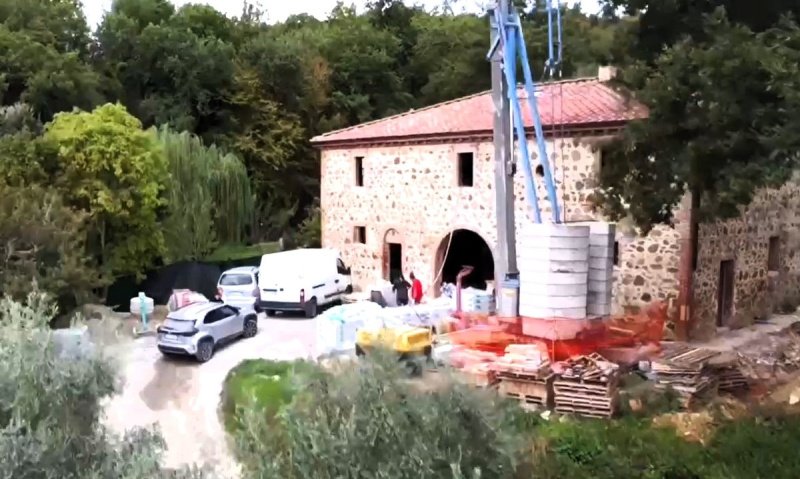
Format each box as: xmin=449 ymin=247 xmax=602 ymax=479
xmin=716 ymin=260 xmax=735 ymax=327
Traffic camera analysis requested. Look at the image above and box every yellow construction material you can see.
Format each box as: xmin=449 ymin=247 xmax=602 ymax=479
xmin=356 ymin=325 xmax=433 ymax=354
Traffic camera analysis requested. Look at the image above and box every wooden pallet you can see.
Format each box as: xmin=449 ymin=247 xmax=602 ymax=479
xmin=553 ymin=379 xmax=617 ymax=397
xmin=505 ymin=392 xmax=548 ymax=408
xmin=655 ymin=375 xmax=718 ymax=408
xmin=499 ymin=375 xmax=554 ymax=407
xmin=554 ymin=404 xmax=616 ymax=419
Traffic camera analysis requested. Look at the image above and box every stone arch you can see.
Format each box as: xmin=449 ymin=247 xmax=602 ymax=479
xmin=432 ymin=228 xmax=495 ymax=296
xmin=381 ymin=226 xmax=405 ymax=281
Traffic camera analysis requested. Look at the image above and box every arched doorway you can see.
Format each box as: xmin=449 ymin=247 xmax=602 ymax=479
xmin=434 ymin=229 xmax=495 ymax=294
xmin=382 ymin=228 xmax=404 ymax=282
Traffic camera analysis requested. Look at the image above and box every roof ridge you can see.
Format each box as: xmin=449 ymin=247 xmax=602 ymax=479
xmin=313 ymin=76 xmax=602 ymax=140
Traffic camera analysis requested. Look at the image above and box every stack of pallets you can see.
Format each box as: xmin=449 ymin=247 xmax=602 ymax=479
xmin=553 ymin=354 xmax=620 ymax=418
xmin=651 ymin=345 xmax=720 ymax=408
xmin=491 ymin=345 xmax=553 ymax=410
xmin=715 ymin=366 xmax=749 ymax=393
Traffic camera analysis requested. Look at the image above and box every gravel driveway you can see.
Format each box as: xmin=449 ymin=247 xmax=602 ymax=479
xmin=103 ymin=315 xmax=315 ymax=477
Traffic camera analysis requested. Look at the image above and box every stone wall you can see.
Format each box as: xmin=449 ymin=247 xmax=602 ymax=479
xmin=691 ymin=180 xmax=800 ymax=339
xmin=320 ymin=135 xmax=684 ymax=316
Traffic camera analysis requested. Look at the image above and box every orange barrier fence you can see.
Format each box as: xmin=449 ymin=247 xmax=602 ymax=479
xmin=445 ymin=302 xmax=667 ymax=362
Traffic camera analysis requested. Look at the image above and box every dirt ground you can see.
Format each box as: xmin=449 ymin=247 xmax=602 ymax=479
xmin=100 ymin=313 xmax=316 ymax=478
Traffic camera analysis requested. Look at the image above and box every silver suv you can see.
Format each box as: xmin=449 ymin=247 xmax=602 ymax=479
xmin=156 ymin=301 xmax=258 ymax=362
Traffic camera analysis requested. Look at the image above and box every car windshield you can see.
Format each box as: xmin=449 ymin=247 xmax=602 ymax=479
xmin=219 ymin=274 xmax=253 ymax=286
xmin=162 ymin=317 xmax=197 ymax=332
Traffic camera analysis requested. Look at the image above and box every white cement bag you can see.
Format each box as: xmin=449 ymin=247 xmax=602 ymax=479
xmin=315 ymin=302 xmax=383 ymax=357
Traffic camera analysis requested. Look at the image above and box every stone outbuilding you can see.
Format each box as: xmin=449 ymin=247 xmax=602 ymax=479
xmin=311 ymin=68 xmax=800 ymax=340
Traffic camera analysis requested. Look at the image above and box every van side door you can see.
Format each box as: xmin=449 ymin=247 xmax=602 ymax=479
xmin=336 ymin=258 xmax=352 ymax=294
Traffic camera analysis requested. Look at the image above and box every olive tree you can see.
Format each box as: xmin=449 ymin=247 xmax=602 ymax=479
xmin=233 ymin=351 xmax=523 ymax=479
xmin=0 ymin=290 xmax=206 ymax=478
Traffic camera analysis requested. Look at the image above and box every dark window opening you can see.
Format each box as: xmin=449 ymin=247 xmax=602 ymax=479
xmin=768 ymin=235 xmax=780 ymax=272
xmin=388 ymin=243 xmax=403 ymax=282
xmin=535 ymin=164 xmax=544 ymax=177
xmin=355 ymin=156 xmax=364 ymax=187
xmin=613 ymin=241 xmax=620 ymax=266
xmin=716 ymin=260 xmax=735 ymax=327
xmin=458 ymin=152 xmax=474 ymax=187
xmin=354 ymin=226 xmax=366 ymax=244
xmin=437 ymin=229 xmax=494 ymax=290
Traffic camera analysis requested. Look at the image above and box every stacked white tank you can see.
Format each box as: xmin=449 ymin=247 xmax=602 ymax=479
xmin=582 ymin=222 xmax=616 ymax=317
xmin=517 ymin=223 xmax=590 ymax=319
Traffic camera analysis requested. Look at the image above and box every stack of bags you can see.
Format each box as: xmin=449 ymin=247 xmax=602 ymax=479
xmin=461 ymin=287 xmax=496 ymax=314
xmin=315 ymin=302 xmax=383 ymax=358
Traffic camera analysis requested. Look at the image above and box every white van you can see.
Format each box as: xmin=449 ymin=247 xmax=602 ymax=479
xmin=258 ymin=248 xmax=353 ymax=317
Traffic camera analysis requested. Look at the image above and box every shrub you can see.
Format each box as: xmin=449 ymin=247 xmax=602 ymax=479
xmin=232 ymin=351 xmax=523 ymax=479
xmin=221 ymin=359 xmax=316 ymax=433
xmin=0 ymin=290 xmax=205 ymax=478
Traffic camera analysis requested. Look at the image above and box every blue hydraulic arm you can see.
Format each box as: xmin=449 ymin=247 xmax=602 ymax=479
xmin=487 ymin=1 xmax=562 ymax=223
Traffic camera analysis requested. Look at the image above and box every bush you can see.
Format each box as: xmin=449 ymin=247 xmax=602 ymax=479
xmin=221 ymin=359 xmax=315 ymax=433
xmin=0 ymin=290 xmax=205 ymax=478
xmin=232 ymin=351 xmax=523 ymax=479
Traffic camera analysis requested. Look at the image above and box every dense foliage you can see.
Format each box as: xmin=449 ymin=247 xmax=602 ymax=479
xmin=232 ymin=352 xmax=523 ymax=479
xmin=157 ymin=126 xmax=254 ymax=262
xmin=0 ymin=290 xmax=203 ymax=478
xmin=1 ymin=0 xmax=798 ymax=292
xmin=596 ymin=1 xmax=800 ymax=229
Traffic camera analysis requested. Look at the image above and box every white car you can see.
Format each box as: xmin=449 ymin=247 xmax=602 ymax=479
xmin=258 ymin=248 xmax=353 ymax=318
xmin=157 ymin=301 xmax=258 ymax=362
xmin=217 ymin=266 xmax=260 ymax=312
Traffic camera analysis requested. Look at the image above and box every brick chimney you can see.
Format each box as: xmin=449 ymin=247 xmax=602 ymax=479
xmin=598 ymin=66 xmax=619 ymax=82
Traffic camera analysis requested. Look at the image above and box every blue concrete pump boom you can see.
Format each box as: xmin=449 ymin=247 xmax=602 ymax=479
xmin=488 ymin=0 xmax=562 ymax=224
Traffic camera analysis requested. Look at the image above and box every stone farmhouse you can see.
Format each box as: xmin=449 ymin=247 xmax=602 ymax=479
xmin=311 ymin=67 xmax=800 ymax=340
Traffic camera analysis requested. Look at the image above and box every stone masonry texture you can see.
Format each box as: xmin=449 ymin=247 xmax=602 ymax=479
xmin=320 ymin=136 xmax=800 ymax=339
xmin=319 ymin=136 xmax=684 ymax=321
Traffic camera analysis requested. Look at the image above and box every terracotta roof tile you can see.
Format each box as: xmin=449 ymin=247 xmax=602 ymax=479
xmin=311 ymin=77 xmax=647 ymax=147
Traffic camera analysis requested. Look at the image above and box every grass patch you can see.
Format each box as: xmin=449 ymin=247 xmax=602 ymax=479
xmin=512 ymin=407 xmax=800 ymax=479
xmin=205 ymin=242 xmax=279 ymax=262
xmin=221 ymin=359 xmax=317 ymax=433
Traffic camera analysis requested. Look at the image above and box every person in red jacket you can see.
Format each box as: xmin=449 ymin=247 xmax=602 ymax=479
xmin=409 ymin=272 xmax=423 ymax=305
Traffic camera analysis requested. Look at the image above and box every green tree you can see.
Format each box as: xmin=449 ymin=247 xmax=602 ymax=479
xmin=0 ymin=185 xmax=100 ymax=307
xmin=0 ymin=291 xmax=204 ymax=478
xmin=234 ymin=352 xmax=522 ymax=479
xmin=95 ymin=0 xmax=236 ymax=138
xmin=602 ymin=0 xmax=800 ymax=67
xmin=156 ymin=126 xmax=253 ymax=261
xmin=0 ymin=26 xmax=101 ymax=120
xmin=596 ymin=12 xmax=800 ymax=230
xmin=44 ymin=103 xmax=168 ymax=281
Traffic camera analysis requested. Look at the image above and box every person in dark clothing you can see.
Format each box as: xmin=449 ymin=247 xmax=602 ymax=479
xmin=392 ymin=275 xmax=411 ymax=306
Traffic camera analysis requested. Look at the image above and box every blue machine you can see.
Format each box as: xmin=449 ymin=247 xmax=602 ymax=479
xmin=487 ymin=0 xmax=563 ymax=224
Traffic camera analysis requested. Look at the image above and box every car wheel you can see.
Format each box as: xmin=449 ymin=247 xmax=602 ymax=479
xmin=345 ymin=285 xmax=353 ymax=294
xmin=265 ymin=309 xmax=276 ymax=316
xmin=195 ymin=339 xmax=214 ymax=363
xmin=304 ymin=298 xmax=318 ymax=318
xmin=243 ymin=317 xmax=258 ymax=338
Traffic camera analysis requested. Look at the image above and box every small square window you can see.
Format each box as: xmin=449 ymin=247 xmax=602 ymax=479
xmin=355 ymin=156 xmax=364 ymax=187
xmin=613 ymin=241 xmax=620 ymax=266
xmin=458 ymin=152 xmax=474 ymax=187
xmin=354 ymin=226 xmax=366 ymax=244
xmin=768 ymin=235 xmax=780 ymax=272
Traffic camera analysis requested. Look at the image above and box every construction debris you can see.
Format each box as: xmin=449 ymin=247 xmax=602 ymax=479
xmin=491 ymin=344 xmax=553 ymax=409
xmin=650 ymin=345 xmax=721 ymax=409
xmin=552 ymin=354 xmax=620 ymax=418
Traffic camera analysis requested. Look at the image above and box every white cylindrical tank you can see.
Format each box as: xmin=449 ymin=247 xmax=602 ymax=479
xmin=130 ymin=293 xmax=155 ymax=317
xmin=518 ymin=223 xmax=590 ymax=320
xmin=574 ymin=221 xmax=616 ymax=317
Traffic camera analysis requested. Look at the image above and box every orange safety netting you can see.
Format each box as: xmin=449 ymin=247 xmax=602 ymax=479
xmin=443 ymin=302 xmax=667 ymax=362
